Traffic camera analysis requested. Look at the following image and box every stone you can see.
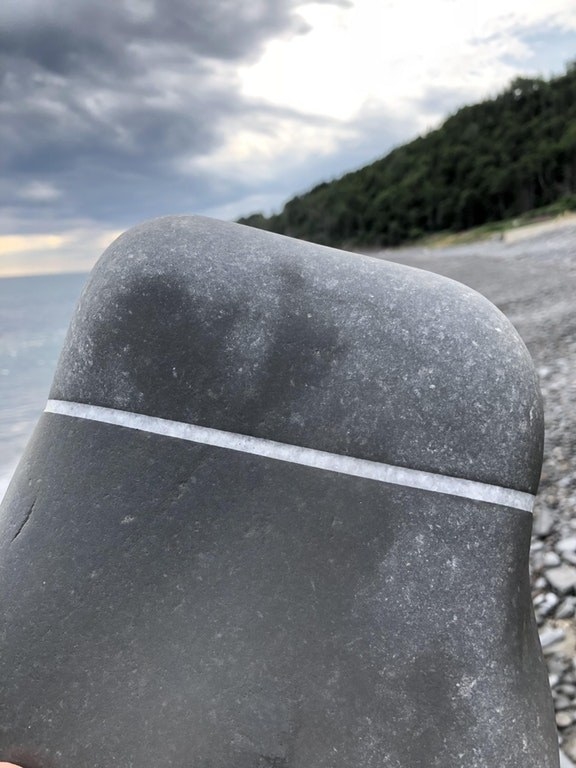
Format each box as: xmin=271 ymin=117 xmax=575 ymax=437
xmin=563 ymin=552 xmax=576 ymax=567
xmin=546 ymin=565 xmax=576 ymax=594
xmin=534 ymin=506 xmax=556 ymax=537
xmin=540 ymin=592 xmax=560 ymax=616
xmin=562 ymin=734 xmax=576 ymax=763
xmin=557 ymin=537 xmax=576 ymax=554
xmin=540 ymin=627 xmax=567 ymax=649
xmin=556 ymin=695 xmax=572 ymax=710
xmin=0 ymin=216 xmax=557 ymax=767
xmin=545 ymin=552 xmax=562 ymax=567
xmin=557 ymin=712 xmax=575 ymax=729
xmin=557 ymin=598 xmax=576 ymax=619
xmin=549 ymin=657 xmax=571 ymax=675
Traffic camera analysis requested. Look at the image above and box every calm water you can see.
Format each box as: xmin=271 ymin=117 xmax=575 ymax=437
xmin=0 ymin=273 xmax=88 ymax=499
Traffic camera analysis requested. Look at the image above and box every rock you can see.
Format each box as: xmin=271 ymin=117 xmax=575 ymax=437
xmin=557 ymin=537 xmax=576 ymax=554
xmin=534 ymin=506 xmax=556 ymax=537
xmin=557 ymin=598 xmax=576 ymax=619
xmin=563 ymin=733 xmax=576 ymax=763
xmin=544 ymin=551 xmax=562 ymax=568
xmin=548 ymin=657 xmax=571 ymax=676
xmin=0 ymin=216 xmax=557 ymax=768
xmin=555 ymin=695 xmax=572 ymax=710
xmin=557 ymin=711 xmax=575 ymax=729
xmin=540 ymin=627 xmax=567 ymax=649
xmin=563 ymin=552 xmax=576 ymax=566
xmin=545 ymin=565 xmax=576 ymax=594
xmin=545 ymin=593 xmax=561 ymax=615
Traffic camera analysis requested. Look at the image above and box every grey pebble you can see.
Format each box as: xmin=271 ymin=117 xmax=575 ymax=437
xmin=555 ymin=695 xmax=573 ymax=710
xmin=557 ymin=711 xmax=575 ymax=729
xmin=540 ymin=592 xmax=560 ymax=617
xmin=549 ymin=657 xmax=571 ymax=675
xmin=557 ymin=537 xmax=576 ymax=554
xmin=544 ymin=551 xmax=562 ymax=568
xmin=563 ymin=552 xmax=576 ymax=566
xmin=545 ymin=565 xmax=576 ymax=594
xmin=556 ymin=598 xmax=576 ymax=619
xmin=540 ymin=627 xmax=567 ymax=649
xmin=534 ymin=506 xmax=556 ymax=538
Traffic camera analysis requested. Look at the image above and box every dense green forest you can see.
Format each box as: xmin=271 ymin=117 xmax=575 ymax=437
xmin=238 ymin=64 xmax=576 ymax=248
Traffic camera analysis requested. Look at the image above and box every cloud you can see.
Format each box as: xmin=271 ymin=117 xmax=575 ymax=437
xmin=16 ymin=181 xmax=62 ymax=202
xmin=239 ymin=0 xmax=576 ymax=122
xmin=0 ymin=0 xmax=349 ymax=235
xmin=199 ymin=98 xmax=425 ymax=220
xmin=0 ymin=233 xmax=65 ymax=256
xmin=0 ymin=227 xmax=122 ymax=276
xmin=0 ymin=0 xmax=348 ymax=76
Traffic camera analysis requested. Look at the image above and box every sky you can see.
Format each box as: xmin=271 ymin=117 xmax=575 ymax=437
xmin=1 ymin=0 xmax=576 ymax=276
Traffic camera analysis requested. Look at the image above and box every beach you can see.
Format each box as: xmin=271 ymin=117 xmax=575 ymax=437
xmin=380 ymin=220 xmax=576 ymax=761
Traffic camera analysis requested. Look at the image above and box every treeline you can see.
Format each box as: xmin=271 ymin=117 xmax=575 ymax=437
xmin=238 ymin=64 xmax=576 ymax=247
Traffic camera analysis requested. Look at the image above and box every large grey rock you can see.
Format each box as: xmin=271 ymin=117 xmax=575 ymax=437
xmin=0 ymin=216 xmax=557 ymax=767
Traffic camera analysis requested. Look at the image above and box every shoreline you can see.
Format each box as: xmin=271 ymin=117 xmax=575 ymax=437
xmin=503 ymin=212 xmax=576 ymax=243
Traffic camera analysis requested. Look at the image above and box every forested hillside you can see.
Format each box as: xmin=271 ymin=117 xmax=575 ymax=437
xmin=238 ymin=64 xmax=576 ymax=248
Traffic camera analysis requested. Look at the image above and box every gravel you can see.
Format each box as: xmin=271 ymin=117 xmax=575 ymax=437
xmin=378 ymin=223 xmax=576 ymax=760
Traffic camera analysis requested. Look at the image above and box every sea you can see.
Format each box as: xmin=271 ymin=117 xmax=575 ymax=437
xmin=0 ymin=272 xmax=88 ymax=502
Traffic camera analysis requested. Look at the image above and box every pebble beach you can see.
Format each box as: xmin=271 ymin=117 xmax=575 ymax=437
xmin=381 ymin=221 xmax=576 ymax=763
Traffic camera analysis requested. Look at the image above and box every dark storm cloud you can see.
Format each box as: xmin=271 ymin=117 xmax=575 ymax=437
xmin=1 ymin=0 xmax=332 ymax=75
xmin=0 ymin=0 xmax=349 ymax=230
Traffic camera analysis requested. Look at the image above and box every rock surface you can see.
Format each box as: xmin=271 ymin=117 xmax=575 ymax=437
xmin=381 ymin=223 xmax=576 ymax=762
xmin=0 ymin=216 xmax=556 ymax=768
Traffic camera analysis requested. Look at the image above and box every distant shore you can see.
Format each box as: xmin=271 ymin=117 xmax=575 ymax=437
xmin=378 ymin=221 xmax=576 ymax=765
xmin=503 ymin=212 xmax=576 ymax=243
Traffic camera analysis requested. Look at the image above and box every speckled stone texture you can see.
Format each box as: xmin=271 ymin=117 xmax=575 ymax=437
xmin=0 ymin=216 xmax=557 ymax=767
